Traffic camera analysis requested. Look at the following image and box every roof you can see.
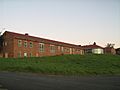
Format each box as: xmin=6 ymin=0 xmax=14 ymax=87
xmin=3 ymin=31 xmax=82 ymax=48
xmin=116 ymin=48 xmax=120 ymax=50
xmin=82 ymin=44 xmax=104 ymax=49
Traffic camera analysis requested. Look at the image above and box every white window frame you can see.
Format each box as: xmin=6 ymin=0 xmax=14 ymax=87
xmin=61 ymin=46 xmax=64 ymax=53
xmin=39 ymin=43 xmax=45 ymax=52
xmin=24 ymin=52 xmax=27 ymax=57
xmin=58 ymin=46 xmax=61 ymax=51
xmin=50 ymin=45 xmax=55 ymax=53
xmin=30 ymin=42 xmax=33 ymax=48
xmin=18 ymin=40 xmax=22 ymax=47
xmin=24 ymin=41 xmax=27 ymax=47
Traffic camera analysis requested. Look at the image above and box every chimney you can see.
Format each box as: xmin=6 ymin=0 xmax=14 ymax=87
xmin=25 ymin=33 xmax=29 ymax=36
xmin=93 ymin=42 xmax=96 ymax=45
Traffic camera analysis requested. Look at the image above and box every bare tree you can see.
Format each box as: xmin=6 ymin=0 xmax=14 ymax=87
xmin=106 ymin=43 xmax=115 ymax=48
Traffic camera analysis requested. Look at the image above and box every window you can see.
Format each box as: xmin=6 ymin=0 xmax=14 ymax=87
xmin=61 ymin=46 xmax=64 ymax=53
xmin=39 ymin=43 xmax=45 ymax=52
xmin=3 ymin=41 xmax=8 ymax=46
xmin=4 ymin=53 xmax=8 ymax=58
xmin=64 ymin=47 xmax=69 ymax=52
xmin=64 ymin=48 xmax=67 ymax=52
xmin=24 ymin=52 xmax=27 ymax=57
xmin=58 ymin=46 xmax=61 ymax=51
xmin=72 ymin=48 xmax=75 ymax=54
xmin=50 ymin=45 xmax=55 ymax=53
xmin=30 ymin=42 xmax=33 ymax=48
xmin=5 ymin=42 xmax=7 ymax=46
xmin=66 ymin=48 xmax=70 ymax=52
xmin=86 ymin=49 xmax=92 ymax=53
xmin=24 ymin=41 xmax=27 ymax=47
xmin=70 ymin=48 xmax=72 ymax=54
xmin=18 ymin=40 xmax=22 ymax=47
xmin=18 ymin=51 xmax=21 ymax=57
xmin=77 ymin=49 xmax=80 ymax=52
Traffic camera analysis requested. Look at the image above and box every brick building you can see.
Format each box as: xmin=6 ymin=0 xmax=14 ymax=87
xmin=82 ymin=42 xmax=104 ymax=54
xmin=0 ymin=31 xmax=84 ymax=58
xmin=104 ymin=47 xmax=116 ymax=55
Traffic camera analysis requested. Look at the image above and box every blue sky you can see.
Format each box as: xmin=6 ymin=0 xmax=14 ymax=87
xmin=0 ymin=0 xmax=120 ymax=48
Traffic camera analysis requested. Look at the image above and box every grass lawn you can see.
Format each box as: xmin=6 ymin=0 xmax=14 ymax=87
xmin=0 ymin=54 xmax=120 ymax=75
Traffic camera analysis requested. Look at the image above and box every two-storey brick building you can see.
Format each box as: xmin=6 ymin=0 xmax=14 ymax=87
xmin=0 ymin=31 xmax=84 ymax=58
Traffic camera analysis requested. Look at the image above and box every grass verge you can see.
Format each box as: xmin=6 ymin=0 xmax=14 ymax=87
xmin=0 ymin=54 xmax=120 ymax=76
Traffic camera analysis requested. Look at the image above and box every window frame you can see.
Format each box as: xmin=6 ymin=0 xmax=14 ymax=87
xmin=29 ymin=42 xmax=33 ymax=48
xmin=24 ymin=52 xmax=27 ymax=57
xmin=24 ymin=41 xmax=27 ymax=48
xmin=18 ymin=40 xmax=22 ymax=47
xmin=50 ymin=45 xmax=55 ymax=53
xmin=39 ymin=43 xmax=45 ymax=52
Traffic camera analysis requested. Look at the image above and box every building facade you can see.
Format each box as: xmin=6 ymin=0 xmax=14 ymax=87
xmin=104 ymin=47 xmax=116 ymax=55
xmin=0 ymin=31 xmax=84 ymax=58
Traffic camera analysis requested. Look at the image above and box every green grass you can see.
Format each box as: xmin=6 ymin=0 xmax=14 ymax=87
xmin=0 ymin=54 xmax=120 ymax=75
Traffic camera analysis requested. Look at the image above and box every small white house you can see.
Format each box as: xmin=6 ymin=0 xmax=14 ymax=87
xmin=82 ymin=42 xmax=104 ymax=54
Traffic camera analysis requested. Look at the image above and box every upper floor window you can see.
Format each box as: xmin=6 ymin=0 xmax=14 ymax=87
xmin=24 ymin=41 xmax=27 ymax=47
xmin=50 ymin=45 xmax=55 ymax=53
xmin=30 ymin=42 xmax=33 ymax=48
xmin=39 ymin=43 xmax=45 ymax=52
xmin=18 ymin=40 xmax=22 ymax=47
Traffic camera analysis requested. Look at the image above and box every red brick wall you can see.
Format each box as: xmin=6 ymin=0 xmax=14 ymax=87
xmin=1 ymin=31 xmax=83 ymax=58
xmin=13 ymin=38 xmax=82 ymax=58
xmin=1 ymin=32 xmax=14 ymax=58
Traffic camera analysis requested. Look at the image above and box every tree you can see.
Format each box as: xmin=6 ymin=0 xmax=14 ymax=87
xmin=106 ymin=43 xmax=115 ymax=48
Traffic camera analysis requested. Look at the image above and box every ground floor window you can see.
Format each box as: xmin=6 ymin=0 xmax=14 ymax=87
xmin=58 ymin=46 xmax=61 ymax=51
xmin=4 ymin=53 xmax=8 ymax=58
xmin=24 ymin=52 xmax=27 ymax=57
xmin=70 ymin=48 xmax=72 ymax=54
xmin=61 ymin=46 xmax=64 ymax=53
xmin=39 ymin=43 xmax=45 ymax=52
xmin=50 ymin=45 xmax=55 ymax=53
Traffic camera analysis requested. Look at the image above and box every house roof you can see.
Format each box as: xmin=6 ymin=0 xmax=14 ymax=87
xmin=82 ymin=44 xmax=104 ymax=49
xmin=3 ymin=31 xmax=82 ymax=48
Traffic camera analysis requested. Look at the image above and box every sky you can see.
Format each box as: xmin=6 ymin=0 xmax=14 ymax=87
xmin=0 ymin=0 xmax=120 ymax=48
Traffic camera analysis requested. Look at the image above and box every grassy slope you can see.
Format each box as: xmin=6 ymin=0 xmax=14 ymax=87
xmin=0 ymin=54 xmax=120 ymax=75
